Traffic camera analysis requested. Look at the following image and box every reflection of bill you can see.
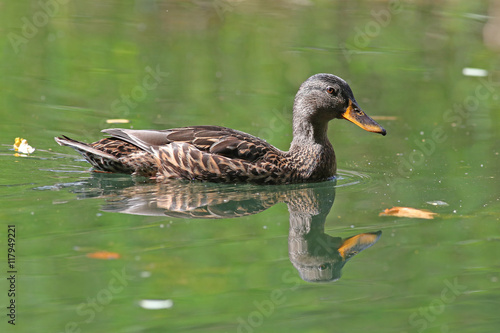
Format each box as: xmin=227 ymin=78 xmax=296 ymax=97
xmin=70 ymin=175 xmax=383 ymax=283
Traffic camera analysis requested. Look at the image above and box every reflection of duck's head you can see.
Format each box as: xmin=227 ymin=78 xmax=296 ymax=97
xmin=284 ymin=184 xmax=383 ymax=283
xmin=289 ymin=231 xmax=382 ymax=283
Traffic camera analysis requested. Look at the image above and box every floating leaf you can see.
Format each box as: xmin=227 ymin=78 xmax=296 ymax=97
xmin=379 ymin=206 xmax=437 ymax=219
xmin=106 ymin=119 xmax=130 ymax=124
xmin=13 ymin=137 xmax=35 ymax=154
xmin=426 ymin=200 xmax=449 ymax=206
xmin=86 ymin=251 xmax=121 ymax=260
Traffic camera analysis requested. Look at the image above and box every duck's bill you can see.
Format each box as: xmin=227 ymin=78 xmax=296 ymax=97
xmin=338 ymin=231 xmax=382 ymax=260
xmin=342 ymin=100 xmax=387 ymax=136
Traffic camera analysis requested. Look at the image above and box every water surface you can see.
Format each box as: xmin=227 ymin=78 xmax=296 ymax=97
xmin=1 ymin=1 xmax=499 ymax=332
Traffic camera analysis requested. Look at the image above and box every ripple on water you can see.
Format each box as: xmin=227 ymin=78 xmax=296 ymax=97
xmin=335 ymin=169 xmax=372 ymax=189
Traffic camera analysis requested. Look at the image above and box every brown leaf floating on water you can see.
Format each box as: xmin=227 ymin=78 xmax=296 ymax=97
xmin=379 ymin=206 xmax=438 ymax=219
xmin=86 ymin=251 xmax=121 ymax=260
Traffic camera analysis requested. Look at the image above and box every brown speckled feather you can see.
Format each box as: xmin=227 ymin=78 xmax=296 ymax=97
xmin=96 ymin=126 xmax=300 ymax=184
xmin=102 ymin=126 xmax=277 ymax=161
xmin=153 ymin=141 xmax=290 ymax=184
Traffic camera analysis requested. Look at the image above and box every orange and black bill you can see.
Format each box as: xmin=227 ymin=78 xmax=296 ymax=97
xmin=342 ymin=99 xmax=387 ymax=136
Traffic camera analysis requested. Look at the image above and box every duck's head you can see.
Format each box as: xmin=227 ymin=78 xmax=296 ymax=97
xmin=294 ymin=73 xmax=386 ymax=136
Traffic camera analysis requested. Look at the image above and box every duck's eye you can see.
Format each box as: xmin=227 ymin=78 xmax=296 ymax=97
xmin=326 ymin=87 xmax=336 ymax=95
xmin=318 ymin=264 xmax=330 ymax=271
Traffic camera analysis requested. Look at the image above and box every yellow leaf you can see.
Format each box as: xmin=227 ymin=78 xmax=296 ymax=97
xmin=86 ymin=251 xmax=121 ymax=260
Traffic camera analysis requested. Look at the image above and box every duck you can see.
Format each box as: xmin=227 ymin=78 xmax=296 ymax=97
xmin=55 ymin=73 xmax=386 ymax=184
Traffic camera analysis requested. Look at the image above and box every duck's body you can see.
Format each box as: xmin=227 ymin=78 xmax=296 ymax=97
xmin=55 ymin=74 xmax=386 ymax=184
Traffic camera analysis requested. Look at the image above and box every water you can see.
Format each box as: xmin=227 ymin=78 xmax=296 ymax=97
xmin=1 ymin=1 xmax=499 ymax=332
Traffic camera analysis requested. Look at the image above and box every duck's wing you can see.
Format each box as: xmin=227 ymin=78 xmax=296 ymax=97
xmin=102 ymin=125 xmax=281 ymax=162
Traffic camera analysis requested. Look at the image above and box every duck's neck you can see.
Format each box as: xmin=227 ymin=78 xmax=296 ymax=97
xmin=287 ymin=105 xmax=336 ymax=178
xmin=289 ymin=106 xmax=330 ymax=152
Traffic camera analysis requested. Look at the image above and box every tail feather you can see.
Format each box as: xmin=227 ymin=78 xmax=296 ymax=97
xmin=54 ymin=136 xmax=119 ymax=162
xmin=54 ymin=135 xmax=156 ymax=175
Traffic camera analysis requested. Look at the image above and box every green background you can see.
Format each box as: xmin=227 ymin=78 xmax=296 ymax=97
xmin=1 ymin=0 xmax=499 ymax=332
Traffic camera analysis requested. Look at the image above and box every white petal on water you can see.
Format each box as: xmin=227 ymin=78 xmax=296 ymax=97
xmin=17 ymin=140 xmax=35 ymax=154
xmin=140 ymin=271 xmax=152 ymax=278
xmin=139 ymin=299 xmax=173 ymax=310
xmin=462 ymin=67 xmax=488 ymax=77
xmin=426 ymin=200 xmax=449 ymax=206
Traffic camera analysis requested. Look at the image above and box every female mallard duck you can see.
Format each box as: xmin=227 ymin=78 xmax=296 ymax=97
xmin=55 ymin=74 xmax=386 ymax=184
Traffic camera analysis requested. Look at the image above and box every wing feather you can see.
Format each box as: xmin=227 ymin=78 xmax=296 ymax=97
xmin=102 ymin=125 xmax=281 ymax=163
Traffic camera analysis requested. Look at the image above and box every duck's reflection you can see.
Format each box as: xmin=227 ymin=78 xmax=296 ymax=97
xmin=73 ymin=174 xmax=381 ymax=283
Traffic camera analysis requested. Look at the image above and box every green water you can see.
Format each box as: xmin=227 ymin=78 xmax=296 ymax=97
xmin=1 ymin=1 xmax=499 ymax=332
